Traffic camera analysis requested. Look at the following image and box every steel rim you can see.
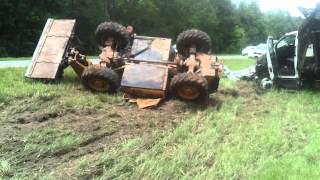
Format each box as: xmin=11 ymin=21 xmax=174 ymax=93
xmin=177 ymin=85 xmax=200 ymax=100
xmin=88 ymin=78 xmax=110 ymax=92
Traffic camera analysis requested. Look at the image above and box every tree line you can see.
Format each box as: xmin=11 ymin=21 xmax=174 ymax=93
xmin=0 ymin=0 xmax=303 ymax=57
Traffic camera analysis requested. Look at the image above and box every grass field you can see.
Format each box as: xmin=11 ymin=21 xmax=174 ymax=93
xmin=221 ymin=55 xmax=256 ymax=70
xmin=0 ymin=56 xmax=99 ymax=61
xmin=0 ymin=57 xmax=31 ymax=61
xmin=1 ymin=57 xmax=320 ymax=179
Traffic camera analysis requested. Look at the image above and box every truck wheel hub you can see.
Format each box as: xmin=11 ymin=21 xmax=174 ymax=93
xmin=177 ymin=86 xmax=200 ymax=100
xmin=89 ymin=79 xmax=110 ymax=91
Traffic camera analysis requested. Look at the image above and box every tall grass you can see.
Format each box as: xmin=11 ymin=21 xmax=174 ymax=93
xmin=84 ymin=86 xmax=320 ymax=179
xmin=1 ymin=58 xmax=320 ymax=179
xmin=222 ymin=56 xmax=256 ymax=70
xmin=0 ymin=68 xmax=122 ymax=108
xmin=0 ymin=57 xmax=31 ymax=61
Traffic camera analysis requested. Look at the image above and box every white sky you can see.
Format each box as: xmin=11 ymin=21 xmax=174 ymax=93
xmin=259 ymin=0 xmax=320 ymax=16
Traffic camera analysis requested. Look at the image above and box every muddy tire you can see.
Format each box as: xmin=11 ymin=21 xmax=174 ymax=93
xmin=81 ymin=67 xmax=120 ymax=93
xmin=176 ymin=29 xmax=212 ymax=57
xmin=95 ymin=22 xmax=129 ymax=51
xmin=170 ymin=73 xmax=208 ymax=102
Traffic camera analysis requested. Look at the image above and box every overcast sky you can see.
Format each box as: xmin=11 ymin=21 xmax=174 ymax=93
xmin=259 ymin=0 xmax=320 ymax=16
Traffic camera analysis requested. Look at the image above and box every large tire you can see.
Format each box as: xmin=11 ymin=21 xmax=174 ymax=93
xmin=170 ymin=73 xmax=208 ymax=102
xmin=176 ymin=29 xmax=212 ymax=57
xmin=81 ymin=67 xmax=120 ymax=93
xmin=95 ymin=22 xmax=129 ymax=51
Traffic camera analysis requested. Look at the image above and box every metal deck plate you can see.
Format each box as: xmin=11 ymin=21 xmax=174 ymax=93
xmin=131 ymin=36 xmax=171 ymax=62
xmin=121 ymin=63 xmax=168 ymax=90
xmin=25 ymin=19 xmax=76 ymax=79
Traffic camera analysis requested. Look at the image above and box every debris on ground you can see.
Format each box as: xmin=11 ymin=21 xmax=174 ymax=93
xmin=223 ymin=65 xmax=256 ymax=81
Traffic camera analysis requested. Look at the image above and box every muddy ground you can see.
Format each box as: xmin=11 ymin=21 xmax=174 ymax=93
xmin=0 ymin=81 xmax=262 ymax=178
xmin=0 ymin=97 xmax=199 ymax=177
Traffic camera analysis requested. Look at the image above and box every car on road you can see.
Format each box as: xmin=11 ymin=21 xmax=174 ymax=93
xmin=241 ymin=46 xmax=255 ymax=56
xmin=247 ymin=44 xmax=267 ymax=59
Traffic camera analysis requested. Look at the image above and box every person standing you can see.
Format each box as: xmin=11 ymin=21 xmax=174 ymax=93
xmin=126 ymin=25 xmax=136 ymax=47
xmin=124 ymin=25 xmax=136 ymax=58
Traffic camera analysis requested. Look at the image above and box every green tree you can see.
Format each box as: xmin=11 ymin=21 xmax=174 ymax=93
xmin=0 ymin=0 xmax=62 ymax=56
xmin=264 ymin=10 xmax=303 ymax=39
xmin=235 ymin=1 xmax=267 ymax=48
xmin=0 ymin=0 xmax=305 ymax=57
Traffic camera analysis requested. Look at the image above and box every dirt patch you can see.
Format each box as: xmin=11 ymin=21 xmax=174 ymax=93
xmin=0 ymin=97 xmax=202 ymax=177
xmin=219 ymin=81 xmax=265 ymax=98
xmin=0 ymin=81 xmax=263 ymax=178
xmin=228 ymin=81 xmax=270 ymax=119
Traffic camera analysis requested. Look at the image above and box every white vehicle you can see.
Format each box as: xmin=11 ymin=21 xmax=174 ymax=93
xmin=255 ymin=4 xmax=320 ymax=89
xmin=247 ymin=44 xmax=267 ymax=59
xmin=241 ymin=46 xmax=255 ymax=56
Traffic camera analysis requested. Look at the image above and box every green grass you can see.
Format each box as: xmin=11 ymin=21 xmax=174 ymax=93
xmin=0 ymin=160 xmax=12 ymax=178
xmin=0 ymin=68 xmax=122 ymax=107
xmin=0 ymin=67 xmax=123 ymax=179
xmin=221 ymin=55 xmax=256 ymax=70
xmin=67 ymin=83 xmax=319 ymax=180
xmin=0 ymin=57 xmax=31 ymax=61
xmin=0 ymin=56 xmax=99 ymax=61
xmin=23 ymin=128 xmax=88 ymax=158
xmin=1 ymin=56 xmax=320 ymax=179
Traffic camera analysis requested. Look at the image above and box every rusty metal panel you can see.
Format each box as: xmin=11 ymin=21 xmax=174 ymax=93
xmin=30 ymin=63 xmax=60 ymax=78
xmin=131 ymin=36 xmax=171 ymax=62
xmin=48 ymin=20 xmax=76 ymax=37
xmin=36 ymin=36 xmax=70 ymax=64
xmin=121 ymin=63 xmax=168 ymax=90
xmin=122 ymin=88 xmax=166 ymax=99
xmin=26 ymin=19 xmax=76 ymax=79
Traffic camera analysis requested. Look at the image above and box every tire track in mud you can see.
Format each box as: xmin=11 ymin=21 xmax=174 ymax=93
xmin=0 ymin=99 xmax=202 ymax=176
xmin=0 ymin=81 xmax=262 ymax=177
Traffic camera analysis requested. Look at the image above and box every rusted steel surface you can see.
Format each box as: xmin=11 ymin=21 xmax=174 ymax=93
xmin=26 ymin=19 xmax=76 ymax=79
xmin=121 ymin=63 xmax=168 ymax=90
xmin=121 ymin=36 xmax=171 ymax=98
xmin=197 ymin=53 xmax=217 ymax=77
xmin=67 ymin=48 xmax=90 ymax=78
xmin=131 ymin=36 xmax=171 ymax=62
xmin=122 ymin=87 xmax=166 ymax=99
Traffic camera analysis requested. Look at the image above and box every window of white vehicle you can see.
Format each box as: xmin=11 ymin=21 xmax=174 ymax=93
xmin=276 ymin=35 xmax=296 ymax=49
xmin=256 ymin=44 xmax=267 ymax=50
xmin=306 ymin=44 xmax=314 ymax=57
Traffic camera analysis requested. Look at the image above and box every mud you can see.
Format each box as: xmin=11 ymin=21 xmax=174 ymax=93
xmin=0 ymin=96 xmax=202 ymax=177
xmin=0 ymin=82 xmax=262 ymax=178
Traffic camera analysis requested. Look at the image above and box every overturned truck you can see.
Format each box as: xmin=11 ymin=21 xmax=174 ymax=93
xmin=256 ymin=5 xmax=320 ymax=89
xmin=26 ymin=19 xmax=221 ymax=107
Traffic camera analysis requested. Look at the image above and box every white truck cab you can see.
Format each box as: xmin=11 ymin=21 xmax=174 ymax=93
xmin=256 ymin=5 xmax=320 ymax=89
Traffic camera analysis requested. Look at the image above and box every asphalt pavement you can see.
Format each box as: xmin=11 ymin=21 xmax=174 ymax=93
xmin=0 ymin=59 xmax=100 ymax=68
xmin=0 ymin=60 xmax=31 ymax=68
